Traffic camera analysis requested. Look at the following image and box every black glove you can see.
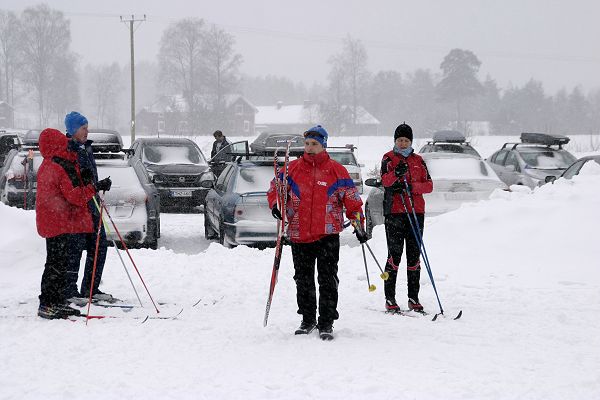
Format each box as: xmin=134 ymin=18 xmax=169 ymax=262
xmin=96 ymin=177 xmax=112 ymax=192
xmin=271 ymin=206 xmax=282 ymax=220
xmin=395 ymin=162 xmax=409 ymax=178
xmin=80 ymin=168 xmax=94 ymax=185
xmin=354 ymin=225 xmax=369 ymax=244
xmin=391 ymin=180 xmax=411 ymax=193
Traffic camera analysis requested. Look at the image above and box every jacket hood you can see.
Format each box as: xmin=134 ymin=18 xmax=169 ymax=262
xmin=39 ymin=128 xmax=75 ymax=160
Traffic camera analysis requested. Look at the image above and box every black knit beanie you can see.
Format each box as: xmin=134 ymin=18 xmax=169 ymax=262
xmin=394 ymin=123 xmax=413 ymax=141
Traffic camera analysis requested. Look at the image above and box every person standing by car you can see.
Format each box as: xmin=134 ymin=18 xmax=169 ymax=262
xmin=36 ymin=128 xmax=97 ymax=319
xmin=267 ymin=125 xmax=367 ymax=340
xmin=63 ymin=111 xmax=114 ymax=304
xmin=210 ymin=130 xmax=232 ymax=178
xmin=380 ymin=123 xmax=433 ymax=313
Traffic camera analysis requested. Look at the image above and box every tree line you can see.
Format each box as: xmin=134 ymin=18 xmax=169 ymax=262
xmin=1 ymin=4 xmax=600 ymax=138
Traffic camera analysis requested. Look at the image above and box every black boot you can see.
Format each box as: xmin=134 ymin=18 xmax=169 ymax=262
xmin=295 ymin=319 xmax=317 ymax=335
xmin=318 ymin=322 xmax=334 ymax=341
xmin=383 ymin=267 xmax=398 ymax=304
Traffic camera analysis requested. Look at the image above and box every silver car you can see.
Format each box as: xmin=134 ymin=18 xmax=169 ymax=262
xmin=203 ymin=159 xmax=278 ymax=248
xmin=487 ymin=133 xmax=577 ymax=189
xmin=364 ymin=153 xmax=507 ymax=235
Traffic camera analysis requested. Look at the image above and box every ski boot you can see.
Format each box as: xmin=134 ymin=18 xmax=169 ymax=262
xmin=408 ymin=298 xmax=425 ymax=313
xmin=294 ymin=319 xmax=317 ymax=335
xmin=318 ymin=323 xmax=334 ymax=341
xmin=385 ymin=298 xmax=401 ymax=313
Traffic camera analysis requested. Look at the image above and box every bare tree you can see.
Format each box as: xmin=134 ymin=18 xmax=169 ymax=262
xmin=86 ymin=63 xmax=121 ymax=128
xmin=202 ymin=24 xmax=242 ymax=126
xmin=0 ymin=10 xmax=22 ymax=106
xmin=20 ymin=4 xmax=73 ymax=126
xmin=158 ymin=18 xmax=205 ymax=130
xmin=324 ymin=36 xmax=370 ymax=134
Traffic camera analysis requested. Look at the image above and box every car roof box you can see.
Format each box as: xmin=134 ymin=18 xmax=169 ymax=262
xmin=520 ymin=132 xmax=570 ymax=146
xmin=432 ymin=130 xmax=466 ymax=143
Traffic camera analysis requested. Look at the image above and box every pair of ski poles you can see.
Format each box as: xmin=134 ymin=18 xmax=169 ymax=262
xmin=84 ymin=194 xmax=160 ymax=323
xmin=397 ymin=176 xmax=461 ymax=320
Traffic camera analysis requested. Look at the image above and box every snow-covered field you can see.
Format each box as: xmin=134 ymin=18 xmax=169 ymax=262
xmin=1 ymin=135 xmax=600 ymax=399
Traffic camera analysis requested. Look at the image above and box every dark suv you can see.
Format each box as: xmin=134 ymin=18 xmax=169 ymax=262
xmin=419 ymin=130 xmax=481 ymax=158
xmin=128 ymin=137 xmax=213 ymax=212
xmin=0 ymin=129 xmax=24 ymax=168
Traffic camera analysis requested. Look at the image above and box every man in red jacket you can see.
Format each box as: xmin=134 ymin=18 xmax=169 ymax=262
xmin=380 ymin=123 xmax=433 ymax=313
xmin=268 ymin=125 xmax=367 ymax=340
xmin=35 ymin=128 xmax=96 ymax=319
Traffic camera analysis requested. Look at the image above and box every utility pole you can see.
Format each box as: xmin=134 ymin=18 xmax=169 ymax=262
xmin=120 ymin=14 xmax=146 ymax=143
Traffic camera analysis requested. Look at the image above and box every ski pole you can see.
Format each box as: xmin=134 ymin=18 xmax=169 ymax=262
xmin=85 ymin=197 xmax=105 ymax=325
xmin=361 ymin=244 xmax=376 ymax=292
xmin=397 ymin=184 xmax=444 ymax=316
xmin=350 ymin=216 xmax=389 ymax=281
xmin=101 ymin=201 xmax=160 ymax=314
xmin=363 ymin=242 xmax=389 ymax=280
xmin=91 ymin=196 xmax=144 ymax=307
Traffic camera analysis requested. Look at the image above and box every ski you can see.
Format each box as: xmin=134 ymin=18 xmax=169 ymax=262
xmin=1 ymin=308 xmax=184 ymax=322
xmin=263 ymin=141 xmax=292 ymax=327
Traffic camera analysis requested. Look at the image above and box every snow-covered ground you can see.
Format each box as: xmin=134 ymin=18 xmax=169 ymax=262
xmin=1 ymin=135 xmax=600 ymax=399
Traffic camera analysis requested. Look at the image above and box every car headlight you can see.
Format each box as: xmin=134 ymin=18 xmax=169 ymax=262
xmin=349 ymin=173 xmax=361 ymax=180
xmin=148 ymin=171 xmax=164 ymax=184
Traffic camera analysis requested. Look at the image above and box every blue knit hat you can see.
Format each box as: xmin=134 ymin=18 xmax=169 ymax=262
xmin=64 ymin=111 xmax=88 ymax=137
xmin=304 ymin=125 xmax=328 ymax=148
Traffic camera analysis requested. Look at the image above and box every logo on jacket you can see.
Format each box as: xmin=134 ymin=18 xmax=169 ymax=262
xmin=317 ymin=181 xmax=327 ymax=186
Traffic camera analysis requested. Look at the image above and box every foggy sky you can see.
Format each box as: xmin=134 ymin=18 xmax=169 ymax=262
xmin=5 ymin=0 xmax=600 ymax=93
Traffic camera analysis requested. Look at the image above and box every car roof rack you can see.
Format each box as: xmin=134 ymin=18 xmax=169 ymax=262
xmin=520 ymin=132 xmax=569 ymax=148
xmin=328 ymin=144 xmax=356 ymax=151
xmin=431 ymin=130 xmax=467 ymax=144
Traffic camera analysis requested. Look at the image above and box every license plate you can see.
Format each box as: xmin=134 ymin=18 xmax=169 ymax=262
xmin=171 ymin=190 xmax=193 ymax=197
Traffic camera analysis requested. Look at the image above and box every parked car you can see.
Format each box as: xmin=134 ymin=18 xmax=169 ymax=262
xmin=203 ymin=159 xmax=279 ymax=248
xmin=487 ymin=132 xmax=577 ymax=189
xmin=1 ymin=129 xmax=125 ymax=209
xmin=249 ymin=132 xmax=304 ymax=154
xmin=96 ymin=157 xmax=161 ymax=249
xmin=546 ymin=155 xmax=600 ymax=183
xmin=0 ymin=147 xmax=41 ymax=209
xmin=0 ymin=129 xmax=24 ymax=168
xmin=419 ymin=130 xmax=481 ymax=158
xmin=328 ymin=145 xmax=364 ymax=194
xmin=363 ymin=153 xmax=507 ymax=235
xmin=128 ymin=138 xmax=213 ymax=213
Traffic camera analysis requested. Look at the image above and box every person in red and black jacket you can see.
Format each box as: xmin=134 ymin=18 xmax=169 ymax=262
xmin=380 ymin=123 xmax=433 ymax=313
xmin=267 ymin=125 xmax=366 ymax=340
xmin=35 ymin=128 xmax=97 ymax=319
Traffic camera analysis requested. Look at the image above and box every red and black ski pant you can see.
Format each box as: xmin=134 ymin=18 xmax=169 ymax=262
xmin=39 ymin=234 xmax=70 ymax=307
xmin=383 ymin=213 xmax=424 ymax=303
xmin=291 ymin=234 xmax=340 ymax=327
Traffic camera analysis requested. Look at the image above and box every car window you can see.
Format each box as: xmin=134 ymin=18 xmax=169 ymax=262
xmin=215 ymin=165 xmax=234 ymax=192
xmin=329 ymin=152 xmax=358 ymax=166
xmin=491 ymin=149 xmax=509 ymax=165
xmin=562 ymin=160 xmax=585 ymax=179
xmin=505 ymin=151 xmax=520 ymax=172
xmin=519 ymin=149 xmax=577 ymax=170
xmin=142 ymin=144 xmax=207 ymax=166
xmin=234 ymin=165 xmax=276 ymax=194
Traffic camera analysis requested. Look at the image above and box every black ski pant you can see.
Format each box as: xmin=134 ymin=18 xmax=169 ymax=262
xmin=291 ymin=234 xmax=340 ymax=327
xmin=383 ymin=213 xmax=424 ymax=303
xmin=39 ymin=234 xmax=70 ymax=307
xmin=65 ymin=211 xmax=107 ymax=297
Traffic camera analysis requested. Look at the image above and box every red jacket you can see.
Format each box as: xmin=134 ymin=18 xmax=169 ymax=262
xmin=35 ymin=128 xmax=96 ymax=238
xmin=381 ymin=149 xmax=433 ymax=215
xmin=268 ymin=151 xmax=364 ymax=244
